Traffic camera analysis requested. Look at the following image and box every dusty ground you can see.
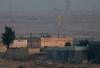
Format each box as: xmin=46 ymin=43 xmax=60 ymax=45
xmin=0 ymin=58 xmax=100 ymax=68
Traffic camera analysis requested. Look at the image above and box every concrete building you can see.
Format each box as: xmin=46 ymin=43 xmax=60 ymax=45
xmin=28 ymin=37 xmax=73 ymax=48
xmin=0 ymin=39 xmax=29 ymax=59
xmin=6 ymin=48 xmax=29 ymax=60
xmin=41 ymin=46 xmax=87 ymax=64
xmin=0 ymin=45 xmax=7 ymax=58
xmin=10 ymin=39 xmax=27 ymax=48
xmin=0 ymin=44 xmax=7 ymax=52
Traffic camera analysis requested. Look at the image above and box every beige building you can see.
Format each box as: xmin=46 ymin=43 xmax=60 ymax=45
xmin=0 ymin=44 xmax=7 ymax=53
xmin=28 ymin=37 xmax=73 ymax=48
xmin=10 ymin=39 xmax=27 ymax=48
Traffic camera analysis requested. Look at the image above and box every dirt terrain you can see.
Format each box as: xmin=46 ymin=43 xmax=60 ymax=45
xmin=0 ymin=58 xmax=100 ymax=68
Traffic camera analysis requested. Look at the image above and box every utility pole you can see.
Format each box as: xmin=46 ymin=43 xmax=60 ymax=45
xmin=9 ymin=0 xmax=11 ymax=18
xmin=91 ymin=36 xmax=94 ymax=43
xmin=9 ymin=0 xmax=14 ymax=22
xmin=58 ymin=23 xmax=60 ymax=38
xmin=57 ymin=16 xmax=61 ymax=38
xmin=92 ymin=3 xmax=96 ymax=16
xmin=30 ymin=33 xmax=32 ymax=48
xmin=66 ymin=0 xmax=70 ymax=11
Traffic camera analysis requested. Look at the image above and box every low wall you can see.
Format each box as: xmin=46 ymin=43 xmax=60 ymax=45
xmin=28 ymin=48 xmax=40 ymax=54
xmin=6 ymin=48 xmax=29 ymax=60
xmin=41 ymin=37 xmax=73 ymax=47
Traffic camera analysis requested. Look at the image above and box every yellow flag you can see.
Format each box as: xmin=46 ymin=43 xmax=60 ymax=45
xmin=58 ymin=16 xmax=61 ymax=26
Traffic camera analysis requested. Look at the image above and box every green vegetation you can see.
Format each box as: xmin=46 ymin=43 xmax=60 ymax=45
xmin=78 ymin=39 xmax=90 ymax=46
xmin=87 ymin=42 xmax=100 ymax=64
xmin=65 ymin=42 xmax=71 ymax=46
xmin=1 ymin=26 xmax=15 ymax=49
xmin=78 ymin=39 xmax=100 ymax=64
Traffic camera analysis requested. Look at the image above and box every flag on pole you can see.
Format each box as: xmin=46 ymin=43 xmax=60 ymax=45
xmin=58 ymin=16 xmax=61 ymax=26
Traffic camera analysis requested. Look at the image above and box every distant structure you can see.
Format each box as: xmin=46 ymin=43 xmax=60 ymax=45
xmin=9 ymin=0 xmax=11 ymax=18
xmin=8 ymin=0 xmax=15 ymax=22
xmin=41 ymin=46 xmax=87 ymax=64
xmin=92 ymin=4 xmax=96 ymax=16
xmin=10 ymin=39 xmax=27 ymax=48
xmin=28 ymin=37 xmax=73 ymax=48
xmin=65 ymin=0 xmax=70 ymax=11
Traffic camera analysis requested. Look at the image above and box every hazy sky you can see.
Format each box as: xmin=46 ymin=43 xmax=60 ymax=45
xmin=0 ymin=0 xmax=100 ymax=11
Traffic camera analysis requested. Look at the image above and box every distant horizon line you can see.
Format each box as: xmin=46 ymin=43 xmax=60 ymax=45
xmin=0 ymin=10 xmax=100 ymax=16
xmin=0 ymin=10 xmax=100 ymax=12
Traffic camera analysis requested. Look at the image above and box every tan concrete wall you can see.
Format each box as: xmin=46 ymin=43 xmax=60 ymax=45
xmin=28 ymin=48 xmax=40 ymax=54
xmin=0 ymin=43 xmax=7 ymax=53
xmin=31 ymin=42 xmax=40 ymax=47
xmin=6 ymin=48 xmax=29 ymax=59
xmin=28 ymin=37 xmax=73 ymax=48
xmin=28 ymin=37 xmax=41 ymax=48
xmin=10 ymin=40 xmax=27 ymax=48
xmin=40 ymin=37 xmax=73 ymax=47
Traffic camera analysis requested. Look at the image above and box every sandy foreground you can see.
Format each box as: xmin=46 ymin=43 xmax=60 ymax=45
xmin=0 ymin=58 xmax=100 ymax=68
